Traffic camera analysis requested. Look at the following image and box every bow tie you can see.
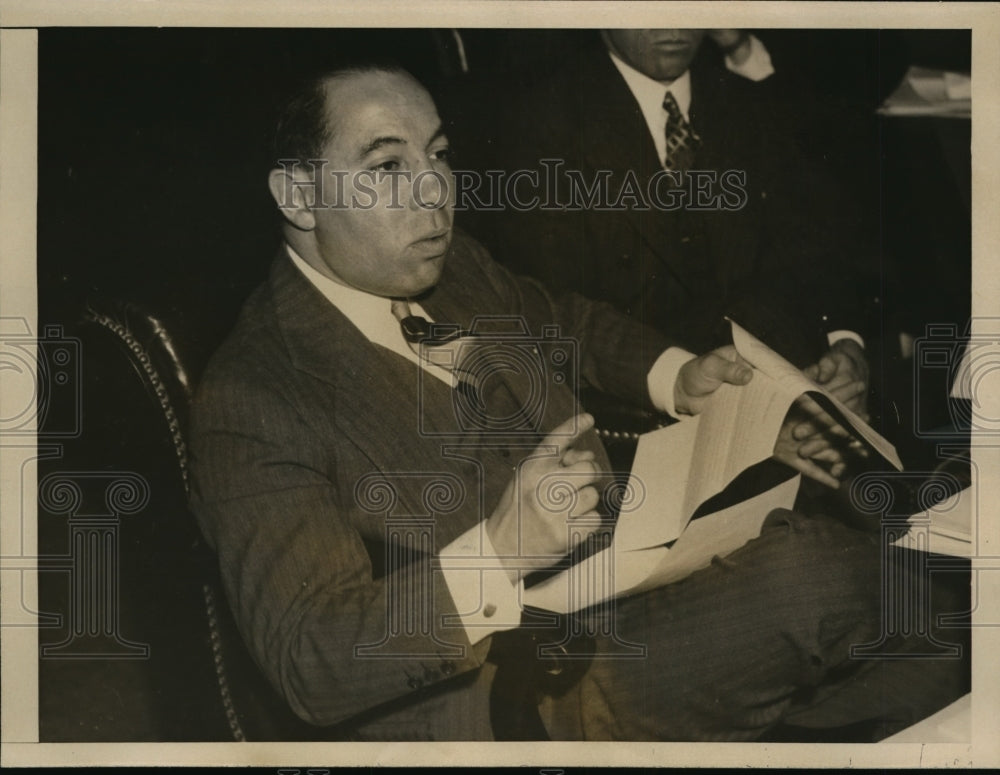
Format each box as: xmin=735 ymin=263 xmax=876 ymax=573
xmin=390 ymin=299 xmax=481 ymax=389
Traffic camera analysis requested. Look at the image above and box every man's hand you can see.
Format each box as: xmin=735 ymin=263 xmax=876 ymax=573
xmin=790 ymin=339 xmax=869 ymax=448
xmin=706 ymin=29 xmax=753 ymax=65
xmin=674 ymin=345 xmax=754 ymax=416
xmin=805 ymin=339 xmax=870 ymax=420
xmin=486 ymin=414 xmax=602 ymax=584
xmin=774 ymin=395 xmax=859 ymax=489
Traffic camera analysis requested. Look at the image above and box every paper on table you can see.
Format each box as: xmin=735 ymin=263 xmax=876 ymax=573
xmin=521 ymin=474 xmax=801 ymax=614
xmin=878 ymin=66 xmax=971 ymax=118
xmin=891 ymin=487 xmax=973 ymax=558
xmin=907 ymin=66 xmax=972 ymax=102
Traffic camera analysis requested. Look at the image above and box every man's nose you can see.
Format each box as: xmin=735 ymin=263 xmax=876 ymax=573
xmin=409 ymin=168 xmax=453 ymax=213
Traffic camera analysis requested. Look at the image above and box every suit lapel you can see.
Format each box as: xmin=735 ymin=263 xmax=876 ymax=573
xmin=578 ymin=51 xmax=664 ymax=193
xmin=267 ymin=247 xmax=517 ymax=544
xmin=577 ymin=52 xmax=701 ymax=292
xmin=269 ymin=252 xmax=458 ymax=473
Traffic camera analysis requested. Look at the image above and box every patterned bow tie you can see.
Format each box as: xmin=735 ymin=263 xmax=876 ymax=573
xmin=390 ymin=299 xmax=479 ymax=388
xmin=662 ymin=92 xmax=701 ymax=172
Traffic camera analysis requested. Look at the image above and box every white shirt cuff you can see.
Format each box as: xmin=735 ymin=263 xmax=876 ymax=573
xmin=438 ymin=523 xmax=521 ymax=645
xmin=827 ymin=330 xmax=865 ymax=349
xmin=647 ymin=346 xmax=698 ymax=419
xmin=724 ymin=34 xmax=775 ymax=82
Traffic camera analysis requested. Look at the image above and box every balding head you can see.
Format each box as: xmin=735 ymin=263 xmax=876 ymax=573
xmin=267 ymin=68 xmax=455 ymax=298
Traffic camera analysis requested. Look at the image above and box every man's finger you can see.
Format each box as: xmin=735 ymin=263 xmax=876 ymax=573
xmin=560 ymin=460 xmax=600 ymax=486
xmin=561 ymin=448 xmax=596 ymax=467
xmin=572 ymin=485 xmax=601 ymax=515
xmin=702 ymin=351 xmax=753 ymax=386
xmin=800 ymin=444 xmax=844 ymax=465
xmin=783 ymin=454 xmax=841 ymax=490
xmin=816 ymin=354 xmax=838 ymax=383
xmin=793 ymin=395 xmax=853 ymax=441
xmin=797 ymin=435 xmax=834 ymax=458
xmin=829 ymin=379 xmax=866 ymax=404
xmin=792 ymin=419 xmax=823 ymax=441
xmin=539 ymin=413 xmax=594 ymax=459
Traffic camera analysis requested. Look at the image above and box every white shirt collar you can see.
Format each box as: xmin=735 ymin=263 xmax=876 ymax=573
xmin=285 ymin=244 xmax=452 ymax=385
xmin=608 ymin=49 xmax=692 ymax=168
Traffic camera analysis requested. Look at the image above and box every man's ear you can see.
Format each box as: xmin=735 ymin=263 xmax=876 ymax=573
xmin=267 ymin=167 xmax=317 ymax=231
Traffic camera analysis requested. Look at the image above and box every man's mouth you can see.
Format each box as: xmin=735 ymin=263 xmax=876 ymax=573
xmin=412 ymin=229 xmax=452 ymax=255
xmin=416 ymin=228 xmax=450 ymax=243
xmin=652 ymin=40 xmax=692 ymax=52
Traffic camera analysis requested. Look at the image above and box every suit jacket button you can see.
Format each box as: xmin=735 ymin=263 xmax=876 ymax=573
xmin=407 ymin=677 xmax=423 ymax=690
xmin=441 ymin=661 xmax=456 ymax=676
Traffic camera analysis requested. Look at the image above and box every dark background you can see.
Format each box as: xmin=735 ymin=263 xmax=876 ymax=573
xmin=35 ymin=27 xmax=971 ymax=741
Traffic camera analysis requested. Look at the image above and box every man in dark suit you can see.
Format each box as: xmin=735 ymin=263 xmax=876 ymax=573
xmin=472 ymin=29 xmax=873 ymax=424
xmin=189 ymin=63 xmax=967 ymax=741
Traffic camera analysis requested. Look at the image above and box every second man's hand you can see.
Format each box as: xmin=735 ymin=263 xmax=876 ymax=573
xmin=804 ymin=339 xmax=870 ymax=421
xmin=706 ymin=29 xmax=753 ymax=65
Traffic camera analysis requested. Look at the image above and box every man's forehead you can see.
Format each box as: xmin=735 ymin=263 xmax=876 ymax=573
xmin=321 ymin=70 xmax=440 ymax=156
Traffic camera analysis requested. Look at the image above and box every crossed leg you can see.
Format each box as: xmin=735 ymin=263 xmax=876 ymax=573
xmin=539 ymin=508 xmax=970 ymax=741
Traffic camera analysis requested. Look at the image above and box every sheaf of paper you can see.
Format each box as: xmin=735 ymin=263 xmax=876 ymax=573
xmin=613 ymin=374 xmax=795 ymax=553
xmin=730 ymin=319 xmax=904 ymax=470
xmin=522 ymin=474 xmax=801 ymax=614
xmin=891 ymin=486 xmax=973 ymax=558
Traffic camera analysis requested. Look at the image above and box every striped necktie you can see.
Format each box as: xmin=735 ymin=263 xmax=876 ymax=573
xmin=662 ymin=91 xmax=701 ymax=172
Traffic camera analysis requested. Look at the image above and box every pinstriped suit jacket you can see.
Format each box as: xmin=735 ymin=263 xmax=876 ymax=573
xmin=188 ymin=229 xmax=673 ymax=739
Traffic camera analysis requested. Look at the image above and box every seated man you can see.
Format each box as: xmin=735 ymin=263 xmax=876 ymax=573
xmin=188 ymin=62 xmax=967 ymax=741
xmin=469 ymin=29 xmax=874 ymax=422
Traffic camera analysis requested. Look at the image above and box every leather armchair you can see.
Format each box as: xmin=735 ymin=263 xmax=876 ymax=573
xmin=69 ymin=298 xmax=353 ymax=741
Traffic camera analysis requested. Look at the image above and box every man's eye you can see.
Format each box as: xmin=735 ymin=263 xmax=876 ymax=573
xmin=370 ymin=160 xmax=401 ymax=173
xmin=430 ymin=147 xmax=452 ymax=163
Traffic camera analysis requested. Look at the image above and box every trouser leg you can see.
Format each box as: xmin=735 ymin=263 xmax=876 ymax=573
xmin=539 ymin=508 xmax=969 ymax=741
xmin=778 ymin=551 xmax=970 ymax=740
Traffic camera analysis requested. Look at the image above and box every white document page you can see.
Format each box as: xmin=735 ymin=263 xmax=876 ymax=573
xmin=521 ymin=474 xmax=801 ymax=614
xmin=730 ymin=319 xmax=904 ymax=470
xmin=891 ymin=487 xmax=973 ymax=557
xmin=613 ymin=375 xmax=795 ymax=553
xmin=522 ymin=319 xmax=906 ymax=614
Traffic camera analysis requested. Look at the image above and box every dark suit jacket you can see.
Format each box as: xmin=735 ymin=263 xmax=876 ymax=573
xmin=188 ymin=230 xmax=673 ymax=739
xmin=472 ymin=42 xmax=872 ymax=367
